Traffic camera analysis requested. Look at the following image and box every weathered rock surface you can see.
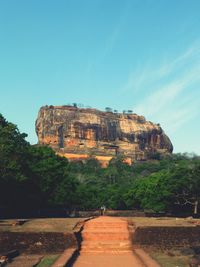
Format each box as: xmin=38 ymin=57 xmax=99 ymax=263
xmin=35 ymin=105 xmax=173 ymax=164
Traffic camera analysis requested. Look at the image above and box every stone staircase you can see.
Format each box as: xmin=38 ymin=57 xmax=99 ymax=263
xmin=80 ymin=216 xmax=133 ymax=254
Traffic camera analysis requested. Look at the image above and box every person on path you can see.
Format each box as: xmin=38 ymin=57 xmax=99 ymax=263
xmin=100 ymin=205 xmax=106 ymax=215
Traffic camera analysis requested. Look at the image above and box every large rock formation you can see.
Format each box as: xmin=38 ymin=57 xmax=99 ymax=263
xmin=36 ymin=105 xmax=173 ymax=165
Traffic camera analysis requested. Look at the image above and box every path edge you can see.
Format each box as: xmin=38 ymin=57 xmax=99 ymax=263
xmin=51 ymin=217 xmax=96 ymax=267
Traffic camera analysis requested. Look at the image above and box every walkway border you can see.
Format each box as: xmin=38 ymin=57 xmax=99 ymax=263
xmin=51 ymin=217 xmax=95 ymax=267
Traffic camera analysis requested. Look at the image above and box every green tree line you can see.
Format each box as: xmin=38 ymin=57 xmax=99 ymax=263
xmin=0 ymin=113 xmax=200 ymax=215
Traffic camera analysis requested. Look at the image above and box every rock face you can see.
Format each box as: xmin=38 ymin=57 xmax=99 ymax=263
xmin=36 ymin=105 xmax=173 ymax=165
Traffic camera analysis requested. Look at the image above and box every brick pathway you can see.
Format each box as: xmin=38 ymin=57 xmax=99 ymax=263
xmin=73 ymin=216 xmax=160 ymax=267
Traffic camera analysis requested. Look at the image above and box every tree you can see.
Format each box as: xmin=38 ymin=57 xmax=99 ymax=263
xmin=53 ymin=175 xmax=79 ymax=209
xmin=0 ymin=114 xmax=31 ymax=208
xmin=27 ymin=146 xmax=78 ymax=207
xmin=105 ymin=107 xmax=112 ymax=112
xmin=0 ymin=114 xmax=29 ymax=179
xmin=127 ymin=157 xmax=200 ymax=215
xmin=1 ymin=112 xmax=200 ymax=214
xmin=130 ymin=171 xmax=172 ymax=212
xmin=171 ymin=162 xmax=200 ymax=215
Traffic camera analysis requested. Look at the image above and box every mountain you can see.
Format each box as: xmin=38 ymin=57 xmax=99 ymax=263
xmin=36 ymin=105 xmax=173 ymax=166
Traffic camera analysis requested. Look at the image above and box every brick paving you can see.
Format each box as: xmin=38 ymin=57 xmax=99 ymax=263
xmin=73 ymin=216 xmax=160 ymax=267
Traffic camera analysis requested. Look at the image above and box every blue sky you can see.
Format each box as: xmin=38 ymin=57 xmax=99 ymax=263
xmin=0 ymin=0 xmax=200 ymax=154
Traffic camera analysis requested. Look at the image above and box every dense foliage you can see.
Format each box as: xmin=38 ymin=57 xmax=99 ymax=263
xmin=0 ymin=114 xmax=200 ymax=216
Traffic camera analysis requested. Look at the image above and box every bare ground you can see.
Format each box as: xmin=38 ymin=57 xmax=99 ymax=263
xmin=0 ymin=218 xmax=85 ymax=233
xmin=128 ymin=216 xmax=200 ymax=227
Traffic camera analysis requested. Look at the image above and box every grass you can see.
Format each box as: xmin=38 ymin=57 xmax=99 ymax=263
xmin=127 ymin=216 xmax=200 ymax=227
xmin=149 ymin=249 xmax=192 ymax=267
xmin=0 ymin=218 xmax=86 ymax=233
xmin=36 ymin=254 xmax=60 ymax=267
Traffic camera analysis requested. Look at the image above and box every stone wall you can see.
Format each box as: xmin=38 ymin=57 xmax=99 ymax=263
xmin=132 ymin=226 xmax=200 ymax=248
xmin=0 ymin=232 xmax=76 ymax=254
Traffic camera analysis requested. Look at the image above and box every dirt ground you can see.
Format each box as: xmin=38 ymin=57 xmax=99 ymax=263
xmin=0 ymin=218 xmax=84 ymax=233
xmin=6 ymin=254 xmax=43 ymax=267
xmin=147 ymin=248 xmax=195 ymax=267
xmin=5 ymin=254 xmax=60 ymax=267
xmin=1 ymin=217 xmax=199 ymax=233
xmin=128 ymin=216 xmax=200 ymax=227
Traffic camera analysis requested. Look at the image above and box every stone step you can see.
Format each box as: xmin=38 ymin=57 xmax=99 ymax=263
xmin=86 ymin=223 xmax=127 ymax=228
xmin=85 ymin=222 xmax=127 ymax=225
xmin=79 ymin=217 xmax=133 ymax=256
xmin=83 ymin=230 xmax=128 ymax=234
xmin=81 ymin=247 xmax=133 ymax=251
xmin=83 ymin=228 xmax=128 ymax=232
xmin=80 ymin=249 xmax=132 ymax=254
xmin=84 ymin=227 xmax=127 ymax=231
xmin=81 ymin=241 xmax=133 ymax=251
xmin=81 ymin=247 xmax=133 ymax=252
xmin=85 ymin=222 xmax=126 ymax=224
xmin=81 ymin=241 xmax=132 ymax=247
xmin=82 ymin=233 xmax=130 ymax=241
xmin=85 ymin=223 xmax=127 ymax=226
xmin=82 ymin=231 xmax=129 ymax=237
xmin=80 ymin=248 xmax=133 ymax=253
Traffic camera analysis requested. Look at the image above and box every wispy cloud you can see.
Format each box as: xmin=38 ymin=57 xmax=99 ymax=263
xmin=122 ymin=41 xmax=200 ymax=138
xmin=135 ymin=64 xmax=200 ymax=117
xmin=123 ymin=41 xmax=200 ymax=93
